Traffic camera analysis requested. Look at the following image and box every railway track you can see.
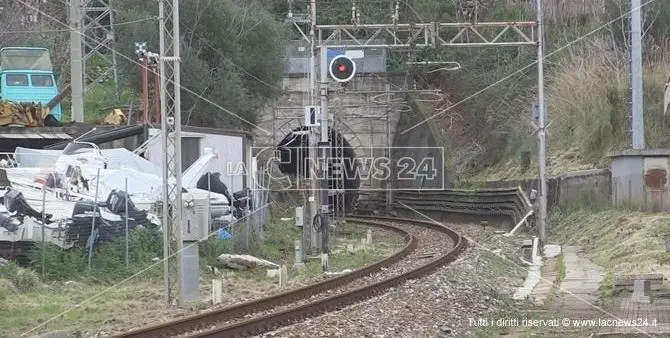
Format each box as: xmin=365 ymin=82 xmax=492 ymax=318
xmin=110 ymin=215 xmax=467 ymax=338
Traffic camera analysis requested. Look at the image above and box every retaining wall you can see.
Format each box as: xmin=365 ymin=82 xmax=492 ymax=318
xmin=464 ymin=168 xmax=612 ymax=211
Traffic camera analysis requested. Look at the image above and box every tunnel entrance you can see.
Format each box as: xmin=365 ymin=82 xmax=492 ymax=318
xmin=276 ymin=126 xmax=360 ymax=212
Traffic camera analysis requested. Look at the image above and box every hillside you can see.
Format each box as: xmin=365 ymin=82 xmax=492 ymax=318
xmin=2 ymin=0 xmax=669 ymax=180
xmin=404 ymin=0 xmax=670 ymax=181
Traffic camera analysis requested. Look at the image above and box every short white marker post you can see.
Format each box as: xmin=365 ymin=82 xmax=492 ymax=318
xmin=321 ymin=253 xmax=329 ymax=272
xmin=294 ymin=239 xmax=304 ymax=269
xmin=366 ymin=229 xmax=373 ymax=245
xmin=212 ymin=279 xmax=222 ymax=305
xmin=279 ymin=264 xmax=288 ymax=288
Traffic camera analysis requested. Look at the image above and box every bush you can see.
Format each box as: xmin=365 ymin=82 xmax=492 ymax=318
xmin=0 ymin=278 xmax=11 ymax=301
xmin=11 ymin=268 xmax=39 ymax=293
xmin=29 ymin=226 xmax=164 ymax=284
xmin=0 ymin=262 xmax=39 ymax=293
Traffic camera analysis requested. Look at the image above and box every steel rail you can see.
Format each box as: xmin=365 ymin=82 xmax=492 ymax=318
xmin=184 ymin=216 xmax=466 ymax=338
xmin=111 ymin=218 xmax=416 ymax=338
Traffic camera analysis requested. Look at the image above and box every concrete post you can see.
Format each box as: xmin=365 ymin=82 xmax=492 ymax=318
xmin=69 ymin=0 xmax=84 ymax=122
xmin=294 ymin=239 xmax=304 ymax=269
xmin=632 ymin=279 xmax=651 ymax=303
xmin=279 ymin=264 xmax=288 ymax=288
xmin=211 ymin=279 xmax=222 ymax=305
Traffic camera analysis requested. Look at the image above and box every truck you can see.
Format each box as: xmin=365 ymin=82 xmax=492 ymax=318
xmin=0 ymin=47 xmax=62 ymax=121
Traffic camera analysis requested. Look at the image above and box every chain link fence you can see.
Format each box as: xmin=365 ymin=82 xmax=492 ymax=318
xmin=0 ymin=149 xmax=273 ymax=283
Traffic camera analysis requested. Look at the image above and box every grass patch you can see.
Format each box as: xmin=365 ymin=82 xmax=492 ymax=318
xmin=470 ymin=148 xmax=600 ymax=182
xmin=549 ymin=209 xmax=670 ymax=299
xmin=0 ymin=217 xmax=403 ymax=336
xmin=0 ymin=279 xmax=165 ymax=337
xmin=556 ymin=255 xmax=566 ymax=283
xmin=543 ymin=254 xmax=566 ymax=307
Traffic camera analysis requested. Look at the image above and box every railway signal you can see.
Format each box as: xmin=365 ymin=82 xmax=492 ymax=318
xmin=328 ymin=55 xmax=356 ymax=83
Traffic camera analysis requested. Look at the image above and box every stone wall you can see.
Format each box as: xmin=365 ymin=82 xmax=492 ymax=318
xmin=255 ymin=73 xmax=407 ymax=190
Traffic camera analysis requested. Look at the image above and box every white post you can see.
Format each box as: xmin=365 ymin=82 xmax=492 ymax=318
xmin=87 ymin=168 xmax=101 ymax=272
xmin=321 ymin=253 xmax=328 ymax=272
xmin=536 ymin=0 xmax=548 ymax=243
xmin=366 ymin=229 xmax=372 ymax=245
xmin=630 ymin=0 xmax=645 ymax=150
xmin=41 ymin=186 xmax=46 ymax=278
xmin=294 ymin=239 xmax=304 ymax=268
xmin=207 ymin=173 xmax=211 ymax=232
xmin=308 ymin=0 xmax=319 ymax=256
xmin=319 ymin=44 xmax=330 ymax=272
xmin=279 ymin=264 xmax=288 ymax=288
xmin=125 ymin=177 xmax=129 ymax=268
xmin=211 ymin=279 xmax=222 ymax=305
xmin=69 ymin=0 xmax=84 ymax=122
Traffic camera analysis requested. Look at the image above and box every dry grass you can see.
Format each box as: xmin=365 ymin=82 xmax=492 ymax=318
xmin=471 ymin=147 xmax=597 ymax=181
xmin=468 ymin=36 xmax=670 ymax=181
xmin=549 ymin=37 xmax=670 ymax=156
xmin=0 ymin=225 xmax=401 ymax=337
xmin=509 ymin=0 xmax=606 ymax=23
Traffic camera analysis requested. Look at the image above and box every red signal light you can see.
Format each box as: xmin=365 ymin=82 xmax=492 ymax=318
xmin=329 ymin=55 xmax=356 ymax=82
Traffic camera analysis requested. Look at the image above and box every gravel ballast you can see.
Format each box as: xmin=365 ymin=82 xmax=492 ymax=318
xmin=256 ymin=222 xmax=530 ymax=338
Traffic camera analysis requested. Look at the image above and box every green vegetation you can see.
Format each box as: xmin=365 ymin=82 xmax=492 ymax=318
xmin=542 ymin=254 xmax=566 ymax=306
xmin=0 ymin=0 xmax=285 ymax=129
xmin=394 ymin=1 xmax=670 ymax=182
xmin=549 ymin=208 xmax=670 ymax=299
xmin=27 ymin=226 xmax=163 ymax=284
xmin=0 ymin=217 xmax=400 ymax=336
xmin=2 ymin=1 xmax=668 ymax=179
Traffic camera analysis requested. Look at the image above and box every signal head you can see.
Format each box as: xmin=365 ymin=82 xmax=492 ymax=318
xmin=329 ymin=55 xmax=356 ymax=83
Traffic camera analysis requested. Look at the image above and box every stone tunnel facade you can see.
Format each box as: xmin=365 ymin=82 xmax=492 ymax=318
xmin=254 ymin=73 xmax=408 ymax=190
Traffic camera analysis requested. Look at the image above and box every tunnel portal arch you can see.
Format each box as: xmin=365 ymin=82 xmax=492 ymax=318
xmin=276 ymin=126 xmax=361 ymax=211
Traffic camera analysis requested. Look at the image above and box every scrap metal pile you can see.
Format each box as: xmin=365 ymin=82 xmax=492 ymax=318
xmin=0 ymin=100 xmax=50 ymax=127
xmin=65 ymin=190 xmax=156 ymax=249
xmin=0 ymin=142 xmax=241 ymax=252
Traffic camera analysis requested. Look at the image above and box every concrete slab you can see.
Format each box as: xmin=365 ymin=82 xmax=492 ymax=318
xmin=551 ymin=246 xmax=603 ymax=319
xmin=544 ymin=244 xmax=561 ymax=258
xmin=514 ymin=237 xmax=542 ymax=301
xmin=632 ymin=280 xmax=652 ymax=304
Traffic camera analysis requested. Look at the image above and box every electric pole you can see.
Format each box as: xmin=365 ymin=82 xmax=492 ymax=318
xmin=319 ymin=45 xmax=330 ymax=269
xmin=630 ymin=0 xmax=645 ymax=150
xmin=69 ymin=0 xmax=121 ymax=122
xmin=536 ymin=0 xmax=548 ymax=243
xmin=308 ymin=0 xmax=319 ymax=254
xmin=69 ymin=0 xmax=84 ymax=122
xmin=159 ymin=0 xmax=193 ymax=306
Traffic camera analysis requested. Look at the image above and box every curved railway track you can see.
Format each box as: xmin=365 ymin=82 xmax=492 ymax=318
xmin=110 ymin=215 xmax=468 ymax=338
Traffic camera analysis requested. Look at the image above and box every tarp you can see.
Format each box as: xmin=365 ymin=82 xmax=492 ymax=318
xmin=13 ymin=146 xmax=161 ymax=177
xmin=81 ymin=167 xmax=162 ymax=200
